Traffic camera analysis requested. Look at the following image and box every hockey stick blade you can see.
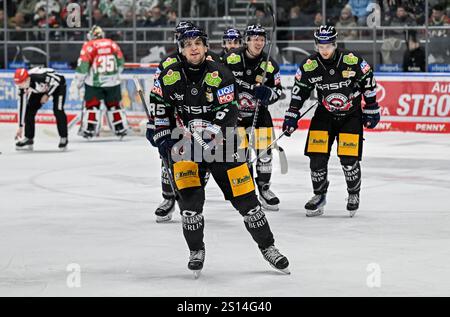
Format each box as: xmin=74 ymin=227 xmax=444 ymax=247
xmin=276 ymin=145 xmax=288 ymax=174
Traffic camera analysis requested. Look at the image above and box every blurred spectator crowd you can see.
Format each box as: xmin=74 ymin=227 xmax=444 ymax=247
xmin=0 ymin=0 xmax=448 ymax=69
xmin=1 ymin=1 xmax=448 ymax=39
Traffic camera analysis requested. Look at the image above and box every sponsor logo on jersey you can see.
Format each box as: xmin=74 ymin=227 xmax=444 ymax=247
xmin=343 ymin=53 xmax=358 ymax=65
xmin=162 ymin=57 xmax=177 ymax=69
xmin=173 ymin=92 xmax=184 ymax=100
xmin=155 ymin=118 xmax=170 ymax=126
xmin=235 ymin=78 xmax=254 ymax=90
xmin=360 ymin=60 xmax=371 ymax=74
xmin=188 ymin=119 xmax=211 ymax=134
xmin=204 ymin=71 xmax=222 ymax=87
xmin=260 ymin=61 xmax=275 ymax=73
xmin=154 ymin=68 xmax=161 ymax=79
xmin=342 ymin=70 xmax=356 ymax=78
xmin=205 ymin=91 xmax=214 ymax=102
xmin=295 ymin=68 xmax=302 ymax=81
xmin=274 ymin=72 xmax=281 ymax=85
xmin=232 ymin=175 xmax=252 ymax=186
xmin=316 ymin=79 xmax=352 ymax=90
xmin=308 ymin=76 xmax=323 ymax=84
xmin=232 ymin=71 xmax=244 ymax=77
xmin=226 ymin=53 xmax=242 ymax=65
xmin=163 ymin=70 xmax=181 ymax=86
xmin=323 ymin=93 xmax=351 ymax=112
xmin=303 ymin=59 xmax=318 ymax=72
xmin=183 ymin=105 xmax=211 ymax=114
xmin=217 ymin=84 xmax=234 ymax=104
xmin=151 ymin=84 xmax=163 ymax=97
xmin=238 ymin=92 xmax=257 ymax=113
xmin=364 ymin=89 xmax=377 ymax=98
xmin=255 ymin=75 xmax=264 ymax=84
xmin=97 ymin=48 xmax=112 ymax=55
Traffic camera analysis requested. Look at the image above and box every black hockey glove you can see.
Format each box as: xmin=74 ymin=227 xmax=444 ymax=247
xmin=153 ymin=128 xmax=175 ymax=160
xmin=362 ymin=102 xmax=380 ymax=129
xmin=254 ymin=85 xmax=273 ymax=107
xmin=145 ymin=121 xmax=156 ymax=147
xmin=282 ymin=107 xmax=301 ymax=136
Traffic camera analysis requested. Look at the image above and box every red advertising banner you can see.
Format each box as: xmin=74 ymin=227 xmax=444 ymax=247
xmin=372 ymin=76 xmax=450 ymax=133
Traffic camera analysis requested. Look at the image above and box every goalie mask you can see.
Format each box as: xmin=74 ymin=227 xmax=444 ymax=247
xmin=87 ymin=25 xmax=105 ymax=41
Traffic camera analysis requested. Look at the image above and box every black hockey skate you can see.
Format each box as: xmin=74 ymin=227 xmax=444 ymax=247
xmin=258 ymin=183 xmax=280 ymax=211
xmin=260 ymin=245 xmax=290 ymax=274
xmin=81 ymin=130 xmax=94 ymax=139
xmin=347 ymin=193 xmax=360 ymax=217
xmin=58 ymin=137 xmax=68 ymax=151
xmin=155 ymin=197 xmax=175 ymax=223
xmin=188 ymin=247 xmax=205 ymax=279
xmin=15 ymin=138 xmax=34 ymax=151
xmin=115 ymin=128 xmax=128 ymax=140
xmin=305 ymin=194 xmax=327 ymax=217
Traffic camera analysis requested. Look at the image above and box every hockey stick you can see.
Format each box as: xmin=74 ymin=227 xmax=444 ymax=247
xmin=132 ymin=76 xmax=183 ymax=203
xmin=246 ymin=1 xmax=276 ymax=164
xmin=250 ymin=102 xmax=317 ymax=165
xmin=252 ymin=89 xmax=363 ymax=166
xmin=271 ymin=130 xmax=288 ymax=174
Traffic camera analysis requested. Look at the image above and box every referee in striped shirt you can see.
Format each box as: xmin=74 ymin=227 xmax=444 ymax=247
xmin=14 ymin=67 xmax=68 ymax=150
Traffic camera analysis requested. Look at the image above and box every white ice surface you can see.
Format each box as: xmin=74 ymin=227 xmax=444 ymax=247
xmin=0 ymin=124 xmax=449 ymax=297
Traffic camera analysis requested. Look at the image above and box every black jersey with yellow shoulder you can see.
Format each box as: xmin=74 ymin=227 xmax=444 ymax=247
xmin=290 ymin=49 xmax=377 ymax=117
xmin=223 ymin=47 xmax=282 ymax=119
xmin=151 ymin=59 xmax=238 ymax=137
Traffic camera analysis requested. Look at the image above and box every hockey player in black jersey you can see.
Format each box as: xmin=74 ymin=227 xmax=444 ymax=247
xmin=148 ymin=21 xmax=221 ymax=222
xmin=147 ymin=27 xmax=289 ymax=277
xmin=14 ymin=67 xmax=68 ymax=151
xmin=218 ymin=27 xmax=243 ymax=59
xmin=223 ymin=24 xmax=283 ymax=211
xmin=282 ymin=25 xmax=380 ymax=217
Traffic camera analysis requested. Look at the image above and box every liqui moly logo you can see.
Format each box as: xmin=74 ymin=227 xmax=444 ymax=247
xmin=217 ymin=84 xmax=234 ymax=104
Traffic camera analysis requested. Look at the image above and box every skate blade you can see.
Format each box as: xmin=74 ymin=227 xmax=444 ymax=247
xmin=269 ymin=264 xmax=291 ymax=275
xmin=259 ymin=198 xmax=279 ymax=211
xmin=349 ymin=209 xmax=358 ymax=218
xmin=155 ymin=208 xmax=175 ymax=223
xmin=193 ymin=270 xmax=202 ymax=279
xmin=306 ymin=208 xmax=324 ymax=217
xmin=16 ymin=145 xmax=34 ymax=151
xmin=155 ymin=213 xmax=173 ymax=223
xmin=59 ymin=146 xmax=68 ymax=152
